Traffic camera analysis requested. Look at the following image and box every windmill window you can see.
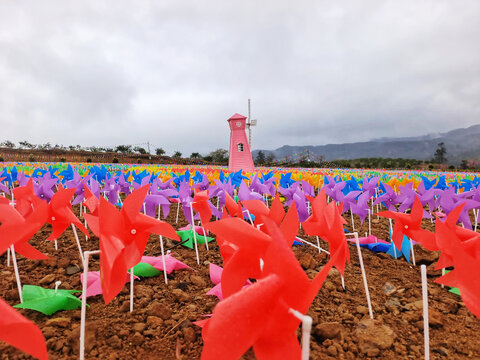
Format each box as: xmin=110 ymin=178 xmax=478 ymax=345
xmin=237 ymin=143 xmax=244 ymax=152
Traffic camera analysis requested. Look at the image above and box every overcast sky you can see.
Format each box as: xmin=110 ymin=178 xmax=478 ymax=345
xmin=1 ymin=1 xmax=479 ymax=156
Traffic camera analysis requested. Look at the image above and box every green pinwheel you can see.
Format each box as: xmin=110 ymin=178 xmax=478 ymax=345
xmin=129 ymin=263 xmax=162 ymax=278
xmin=14 ymin=285 xmax=82 ymax=316
xmin=176 ymin=229 xmax=214 ymax=249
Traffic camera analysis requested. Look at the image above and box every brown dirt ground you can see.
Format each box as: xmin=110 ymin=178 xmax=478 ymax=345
xmin=1 ymin=204 xmax=480 ymax=360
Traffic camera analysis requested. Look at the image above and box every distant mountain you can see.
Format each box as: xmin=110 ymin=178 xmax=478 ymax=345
xmin=252 ymin=124 xmax=480 ymax=165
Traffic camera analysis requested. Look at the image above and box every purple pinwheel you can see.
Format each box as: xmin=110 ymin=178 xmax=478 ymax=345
xmin=210 ymin=179 xmax=234 ymax=208
xmin=278 ymin=182 xmax=301 ymax=206
xmin=301 ymin=180 xmax=315 ymax=198
xmin=238 ymin=181 xmax=264 ymax=202
xmin=33 ymin=173 xmax=58 ymax=202
xmin=293 ymin=191 xmax=309 ymax=222
xmin=102 ymin=176 xmax=119 ymax=205
xmin=0 ymin=177 xmax=10 ymax=195
xmin=396 ymin=183 xmax=416 ymax=213
xmin=118 ymin=173 xmax=132 ymax=195
xmin=87 ymin=178 xmax=101 ymax=199
xmin=249 ymin=173 xmax=270 ymax=197
xmin=195 ymin=174 xmax=210 ymax=191
xmin=373 ymin=183 xmax=398 ymax=211
xmin=336 ymin=189 xmax=361 ymax=214
xmin=65 ymin=172 xmax=93 ymax=205
xmin=416 ymin=181 xmax=436 ymax=211
xmin=437 ymin=187 xmax=480 ymax=229
xmin=178 ymin=181 xmax=196 ymax=224
xmin=17 ymin=172 xmax=31 ymax=187
xmin=324 ymin=180 xmax=347 ymax=202
xmin=350 ymin=191 xmax=371 ymax=223
xmin=132 ymin=174 xmax=151 ymax=191
xmin=362 ymin=176 xmax=379 ymax=198
xmin=144 ymin=194 xmax=171 ymax=218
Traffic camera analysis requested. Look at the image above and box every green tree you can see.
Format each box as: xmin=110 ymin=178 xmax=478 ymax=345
xmin=173 ymin=151 xmax=182 ymax=158
xmin=190 ymin=152 xmax=201 ymax=159
xmin=116 ymin=145 xmax=132 ymax=154
xmin=433 ymin=142 xmax=447 ymax=163
xmin=155 ymin=147 xmax=166 ymax=156
xmin=255 ymin=151 xmax=266 ymax=165
xmin=208 ymin=149 xmax=228 ymax=164
xmin=134 ymin=146 xmax=147 ymax=154
xmin=1 ymin=140 xmax=15 ymax=148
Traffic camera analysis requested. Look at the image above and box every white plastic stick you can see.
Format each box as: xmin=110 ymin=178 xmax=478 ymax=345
xmin=296 ymin=237 xmax=330 ymax=255
xmin=315 ymin=236 xmax=322 ymax=254
xmin=351 ymin=211 xmax=355 ymax=232
xmin=340 ymin=275 xmax=345 ymax=290
xmin=54 ymin=281 xmax=61 ymax=292
xmin=289 ymin=308 xmax=312 ymax=360
xmin=410 ymin=239 xmax=416 ymax=266
xmin=175 ymin=202 xmax=180 ymax=223
xmin=10 ymin=245 xmax=23 ymax=303
xmin=189 ymin=203 xmax=200 ymax=265
xmin=130 ymin=267 xmax=134 ymax=312
xmin=80 ymin=250 xmax=100 ymax=360
xmin=354 ymin=233 xmax=373 ymax=319
xmin=6 ymin=247 xmax=10 ymax=267
xmin=441 ymin=268 xmax=445 ymax=289
xmin=54 ymin=240 xmax=58 ymax=250
xmin=160 ymin=235 xmax=168 ymax=284
xmin=84 ymin=218 xmax=88 ymax=241
xmin=200 ymin=222 xmax=209 ymax=250
xmin=421 ymin=265 xmax=430 ymax=360
xmin=71 ymin=224 xmax=86 ymax=268
xmin=368 ymin=209 xmax=371 ymax=236
xmin=474 ymin=208 xmax=478 ymax=232
xmin=388 ymin=218 xmax=397 ymax=259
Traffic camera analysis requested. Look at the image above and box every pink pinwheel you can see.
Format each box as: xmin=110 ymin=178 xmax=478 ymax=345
xmin=80 ymin=271 xmax=137 ymax=298
xmin=140 ymin=254 xmax=190 ymax=273
xmin=206 ymin=263 xmax=251 ymax=301
xmin=373 ymin=183 xmax=399 ymax=211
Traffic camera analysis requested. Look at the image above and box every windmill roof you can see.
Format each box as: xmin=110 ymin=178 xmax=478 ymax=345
xmin=228 ymin=113 xmax=247 ymax=121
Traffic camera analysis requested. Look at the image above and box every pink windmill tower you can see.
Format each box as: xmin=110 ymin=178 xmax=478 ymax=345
xmin=228 ymin=113 xmax=255 ymax=172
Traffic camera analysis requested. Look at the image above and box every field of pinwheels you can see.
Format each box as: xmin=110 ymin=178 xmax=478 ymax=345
xmin=1 ymin=162 xmax=480 ymax=359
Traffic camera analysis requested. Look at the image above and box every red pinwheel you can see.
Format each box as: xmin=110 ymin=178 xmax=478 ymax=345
xmin=13 ymin=178 xmax=44 ymax=218
xmin=201 ymin=274 xmax=284 ymax=360
xmin=46 ymin=186 xmax=89 ymax=241
xmin=302 ymin=190 xmax=350 ymax=275
xmin=201 ymin=219 xmax=334 ymax=359
xmin=0 ymin=298 xmax=48 ymax=360
xmin=205 ymin=217 xmax=271 ymax=298
xmin=192 ymin=190 xmax=213 ymax=225
xmin=0 ymin=201 xmax=49 ymax=259
xmin=85 ymin=185 xmax=179 ymax=304
xmin=83 ymin=184 xmax=100 ymax=216
xmin=434 ymin=219 xmax=480 ymax=319
xmin=377 ymin=196 xmax=435 ymax=251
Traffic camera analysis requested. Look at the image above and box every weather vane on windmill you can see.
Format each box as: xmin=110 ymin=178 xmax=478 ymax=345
xmin=246 ymin=98 xmax=257 ymax=148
